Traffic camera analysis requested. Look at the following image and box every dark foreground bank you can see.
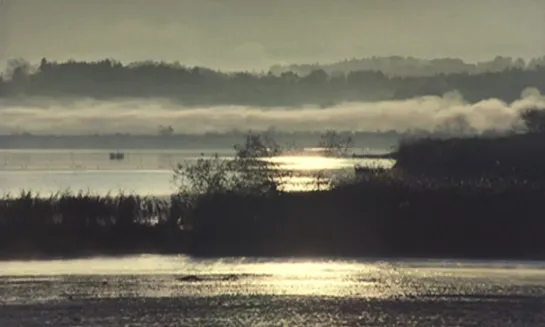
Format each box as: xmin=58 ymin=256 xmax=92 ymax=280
xmin=1 ymin=174 xmax=545 ymax=260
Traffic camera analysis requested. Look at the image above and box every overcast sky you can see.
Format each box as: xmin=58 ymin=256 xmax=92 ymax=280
xmin=0 ymin=0 xmax=543 ymax=71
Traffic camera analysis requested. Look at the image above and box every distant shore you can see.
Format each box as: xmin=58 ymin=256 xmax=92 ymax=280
xmin=0 ymin=133 xmax=399 ymax=151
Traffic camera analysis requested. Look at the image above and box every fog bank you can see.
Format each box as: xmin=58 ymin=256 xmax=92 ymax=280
xmin=0 ymin=88 xmax=543 ymax=135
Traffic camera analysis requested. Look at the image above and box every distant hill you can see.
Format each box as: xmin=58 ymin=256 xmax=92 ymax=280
xmin=269 ymin=56 xmax=545 ymax=77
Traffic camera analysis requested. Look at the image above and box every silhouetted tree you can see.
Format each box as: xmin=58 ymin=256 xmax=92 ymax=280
xmin=158 ymin=125 xmax=174 ymax=136
xmin=318 ymin=130 xmax=354 ymax=157
xmin=174 ymin=132 xmax=290 ymax=198
xmin=302 ymin=69 xmax=328 ymax=85
xmin=435 ymin=115 xmax=476 ymax=135
xmin=520 ymin=108 xmax=545 ymax=133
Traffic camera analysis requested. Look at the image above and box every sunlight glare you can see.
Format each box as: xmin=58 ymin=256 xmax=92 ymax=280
xmin=266 ymin=155 xmax=353 ymax=171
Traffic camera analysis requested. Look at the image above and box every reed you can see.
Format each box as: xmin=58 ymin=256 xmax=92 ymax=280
xmin=394 ymin=133 xmax=545 ymax=180
xmin=0 ymin=190 xmax=182 ymax=259
xmin=1 ymin=170 xmax=544 ymax=260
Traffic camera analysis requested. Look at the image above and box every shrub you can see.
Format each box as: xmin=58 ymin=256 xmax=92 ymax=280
xmin=173 ymin=132 xmax=292 ymax=198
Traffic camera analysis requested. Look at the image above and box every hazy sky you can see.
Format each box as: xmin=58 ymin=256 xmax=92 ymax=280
xmin=0 ymin=0 xmax=543 ymax=70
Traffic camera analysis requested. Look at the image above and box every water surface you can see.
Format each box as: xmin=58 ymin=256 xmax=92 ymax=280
xmin=0 ymin=256 xmax=544 ymax=326
xmin=0 ymin=149 xmax=394 ymax=195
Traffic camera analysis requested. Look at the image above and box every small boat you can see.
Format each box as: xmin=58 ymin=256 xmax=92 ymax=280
xmin=109 ymin=151 xmax=125 ymax=160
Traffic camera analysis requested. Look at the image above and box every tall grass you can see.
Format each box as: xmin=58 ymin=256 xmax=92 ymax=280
xmin=0 ymin=190 xmax=186 ymax=259
xmin=2 ymin=172 xmax=544 ymax=260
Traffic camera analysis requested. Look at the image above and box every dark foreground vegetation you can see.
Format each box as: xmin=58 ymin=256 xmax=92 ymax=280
xmin=395 ymin=133 xmax=545 ymax=180
xmin=394 ymin=108 xmax=545 ymax=179
xmin=0 ymin=56 xmax=544 ymax=106
xmin=3 ymin=111 xmax=545 ymax=260
xmin=1 ymin=172 xmax=545 ymax=260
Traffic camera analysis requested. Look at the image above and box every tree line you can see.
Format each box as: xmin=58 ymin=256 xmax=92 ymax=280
xmin=0 ymin=57 xmax=543 ymax=107
xmin=270 ymin=55 xmax=545 ymax=77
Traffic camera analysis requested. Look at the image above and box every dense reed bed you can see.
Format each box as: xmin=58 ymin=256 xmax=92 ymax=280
xmin=0 ymin=191 xmax=189 ymax=259
xmin=186 ymin=174 xmax=545 ymax=259
xmin=394 ymin=132 xmax=545 ymax=180
xmin=1 ymin=173 xmax=545 ymax=260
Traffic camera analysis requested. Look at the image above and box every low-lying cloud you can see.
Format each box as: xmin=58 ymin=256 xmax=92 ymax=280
xmin=0 ymin=88 xmax=543 ymax=135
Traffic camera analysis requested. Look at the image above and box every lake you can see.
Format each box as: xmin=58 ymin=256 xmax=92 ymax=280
xmin=0 ymin=256 xmax=544 ymax=326
xmin=0 ymin=148 xmax=394 ymax=195
xmin=1 ymin=150 xmax=543 ymax=326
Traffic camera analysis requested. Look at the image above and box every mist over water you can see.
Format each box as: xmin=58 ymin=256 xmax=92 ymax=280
xmin=0 ymin=88 xmax=543 ymax=135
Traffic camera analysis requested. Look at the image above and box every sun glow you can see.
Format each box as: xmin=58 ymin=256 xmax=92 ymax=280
xmin=266 ymin=155 xmax=354 ymax=171
xmin=241 ymin=260 xmax=381 ymax=297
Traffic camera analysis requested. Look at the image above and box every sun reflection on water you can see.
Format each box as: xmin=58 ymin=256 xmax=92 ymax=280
xmin=0 ymin=256 xmax=388 ymax=298
xmin=235 ymin=260 xmax=383 ymax=297
xmin=266 ymin=156 xmax=355 ymax=171
xmin=265 ymin=155 xmax=395 ymax=191
xmin=7 ymin=256 xmax=544 ymax=303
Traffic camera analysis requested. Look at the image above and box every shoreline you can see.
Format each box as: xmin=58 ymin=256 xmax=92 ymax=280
xmin=2 ymin=251 xmax=545 ymax=263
